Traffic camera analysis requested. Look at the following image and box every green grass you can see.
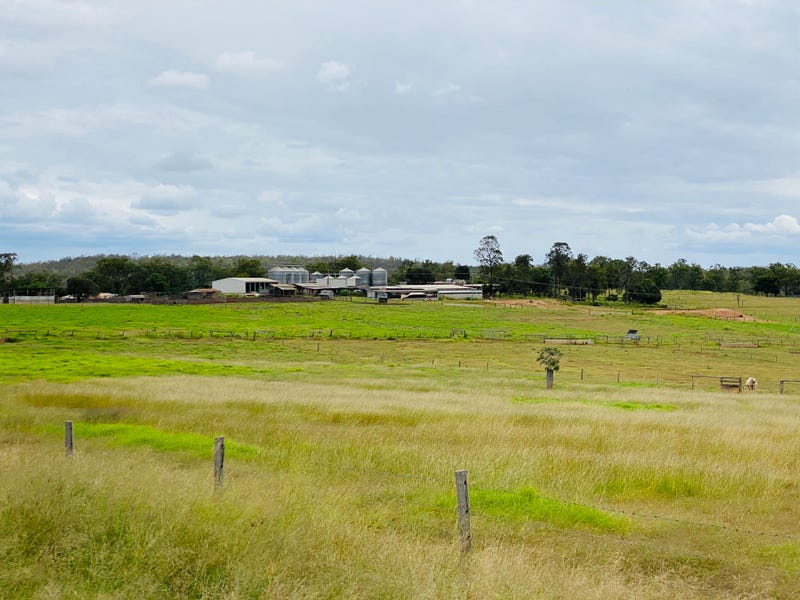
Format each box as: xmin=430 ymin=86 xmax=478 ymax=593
xmin=3 ymin=292 xmax=800 ymax=598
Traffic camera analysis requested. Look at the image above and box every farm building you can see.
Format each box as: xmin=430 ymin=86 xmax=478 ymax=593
xmin=211 ymin=277 xmax=278 ymax=295
xmin=368 ymin=283 xmax=482 ymax=300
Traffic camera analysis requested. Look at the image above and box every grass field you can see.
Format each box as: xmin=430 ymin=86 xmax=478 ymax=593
xmin=2 ymin=291 xmax=800 ymax=598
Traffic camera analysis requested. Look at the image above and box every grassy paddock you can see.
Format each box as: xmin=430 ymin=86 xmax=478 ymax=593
xmin=2 ymin=292 xmax=800 ymax=598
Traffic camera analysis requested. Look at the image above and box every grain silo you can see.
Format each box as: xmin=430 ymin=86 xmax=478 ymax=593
xmin=356 ymin=268 xmax=372 ymax=287
xmin=268 ymin=266 xmax=289 ymax=283
xmin=339 ymin=268 xmax=355 ymax=279
xmin=371 ymin=267 xmax=388 ymax=286
xmin=268 ymin=266 xmax=309 ymax=284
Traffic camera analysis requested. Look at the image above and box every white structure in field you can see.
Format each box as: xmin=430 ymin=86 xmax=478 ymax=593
xmin=211 ymin=277 xmax=278 ymax=295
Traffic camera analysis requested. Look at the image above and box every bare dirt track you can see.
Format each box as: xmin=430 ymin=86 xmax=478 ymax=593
xmin=649 ymin=307 xmax=756 ymax=321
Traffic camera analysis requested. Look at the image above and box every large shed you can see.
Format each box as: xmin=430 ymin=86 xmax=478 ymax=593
xmin=211 ymin=277 xmax=278 ymax=295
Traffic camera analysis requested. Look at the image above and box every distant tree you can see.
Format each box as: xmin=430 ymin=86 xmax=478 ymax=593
xmin=0 ymin=252 xmax=16 ymax=291
xmin=66 ymin=276 xmax=98 ymax=300
xmin=752 ymin=268 xmax=781 ymax=296
xmin=474 ymin=235 xmax=503 ymax=297
xmin=188 ymin=255 xmax=218 ymax=288
xmin=11 ymin=270 xmax=63 ymax=292
xmin=585 ymin=263 xmax=607 ymax=303
xmin=537 ymin=346 xmax=564 ymax=389
xmin=86 ymin=256 xmax=141 ymax=295
xmin=404 ymin=264 xmax=435 ymax=284
xmin=332 ymin=255 xmax=362 ymax=272
xmin=545 ymin=242 xmax=572 ymax=296
xmin=233 ymin=257 xmax=264 ymax=278
xmin=454 ymin=264 xmax=471 ymax=282
xmin=305 ymin=260 xmax=334 ymax=275
xmin=623 ymin=278 xmax=662 ymax=304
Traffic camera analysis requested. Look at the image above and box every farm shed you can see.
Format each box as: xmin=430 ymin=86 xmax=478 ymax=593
xmin=211 ymin=277 xmax=278 ymax=295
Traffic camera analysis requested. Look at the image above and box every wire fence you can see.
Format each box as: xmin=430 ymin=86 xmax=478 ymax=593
xmin=60 ymin=423 xmax=800 ymax=549
xmin=4 ymin=326 xmax=800 ymax=348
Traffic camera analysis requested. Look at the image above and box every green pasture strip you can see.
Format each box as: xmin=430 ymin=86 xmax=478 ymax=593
xmin=437 ymin=486 xmax=629 ymax=533
xmin=4 ymin=294 xmax=798 ymax=345
xmin=39 ymin=421 xmax=261 ymax=460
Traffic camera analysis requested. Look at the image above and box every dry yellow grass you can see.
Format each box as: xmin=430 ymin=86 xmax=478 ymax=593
xmin=3 ymin=374 xmax=800 ymax=598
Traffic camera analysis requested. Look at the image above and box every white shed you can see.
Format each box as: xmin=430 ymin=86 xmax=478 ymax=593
xmin=211 ymin=277 xmax=278 ymax=295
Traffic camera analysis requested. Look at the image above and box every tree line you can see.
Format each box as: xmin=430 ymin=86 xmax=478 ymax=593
xmin=2 ymin=242 xmax=799 ymax=301
xmin=472 ymin=236 xmax=800 ymax=303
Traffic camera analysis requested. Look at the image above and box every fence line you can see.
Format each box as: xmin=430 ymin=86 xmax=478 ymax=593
xmin=5 ymin=326 xmax=797 ymax=347
xmin=57 ymin=424 xmax=800 ymax=546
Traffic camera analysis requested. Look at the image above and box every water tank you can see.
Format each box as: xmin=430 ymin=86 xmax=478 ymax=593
xmin=371 ymin=267 xmax=388 ymax=286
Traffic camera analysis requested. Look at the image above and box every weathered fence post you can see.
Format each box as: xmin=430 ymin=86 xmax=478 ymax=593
xmin=214 ymin=436 xmax=225 ymax=490
xmin=65 ymin=420 xmax=74 ymax=457
xmin=455 ymin=470 xmax=471 ymax=552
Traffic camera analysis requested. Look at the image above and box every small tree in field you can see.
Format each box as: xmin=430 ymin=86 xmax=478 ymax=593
xmin=537 ymin=346 xmax=563 ymax=389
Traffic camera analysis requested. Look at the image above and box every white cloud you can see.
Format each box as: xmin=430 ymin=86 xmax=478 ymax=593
xmin=148 ymin=70 xmax=209 ymax=89
xmin=686 ymin=215 xmax=800 ymax=244
xmin=317 ymin=60 xmax=351 ymax=91
xmin=394 ymin=82 xmax=413 ymax=94
xmin=213 ymin=51 xmax=285 ymax=75
xmin=743 ymin=214 xmax=800 ymax=234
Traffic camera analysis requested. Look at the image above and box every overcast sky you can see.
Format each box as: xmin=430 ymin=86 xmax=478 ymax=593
xmin=2 ymin=0 xmax=800 ymax=268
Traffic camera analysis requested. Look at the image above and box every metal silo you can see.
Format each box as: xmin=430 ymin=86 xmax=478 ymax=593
xmin=371 ymin=267 xmax=388 ymax=286
xmin=356 ymin=268 xmax=372 ymax=286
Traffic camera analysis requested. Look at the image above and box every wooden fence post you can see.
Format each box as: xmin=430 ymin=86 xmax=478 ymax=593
xmin=65 ymin=420 xmax=74 ymax=457
xmin=214 ymin=436 xmax=225 ymax=490
xmin=455 ymin=470 xmax=471 ymax=552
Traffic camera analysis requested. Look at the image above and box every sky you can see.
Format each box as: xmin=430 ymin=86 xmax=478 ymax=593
xmin=2 ymin=0 xmax=800 ymax=268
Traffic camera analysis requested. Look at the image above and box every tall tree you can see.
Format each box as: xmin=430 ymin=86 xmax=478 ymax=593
xmin=545 ymin=242 xmax=572 ymax=296
xmin=474 ymin=235 xmax=503 ymax=297
xmin=0 ymin=252 xmax=16 ymax=291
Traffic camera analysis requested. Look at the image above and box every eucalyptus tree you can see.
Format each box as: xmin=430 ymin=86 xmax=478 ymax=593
xmin=545 ymin=242 xmax=572 ymax=297
xmin=474 ymin=235 xmax=503 ymax=297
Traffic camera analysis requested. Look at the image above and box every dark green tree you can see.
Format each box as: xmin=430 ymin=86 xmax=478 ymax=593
xmin=474 ymin=235 xmax=503 ymax=297
xmin=537 ymin=346 xmax=564 ymax=389
xmin=66 ymin=276 xmax=98 ymax=300
xmin=86 ymin=256 xmax=141 ymax=295
xmin=404 ymin=264 xmax=435 ymax=284
xmin=233 ymin=257 xmax=264 ymax=278
xmin=0 ymin=252 xmax=16 ymax=292
xmin=623 ymin=278 xmax=662 ymax=304
xmin=454 ymin=264 xmax=471 ymax=282
xmin=545 ymin=242 xmax=572 ymax=297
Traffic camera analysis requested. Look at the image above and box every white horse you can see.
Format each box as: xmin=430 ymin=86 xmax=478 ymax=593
xmin=745 ymin=377 xmax=757 ymax=391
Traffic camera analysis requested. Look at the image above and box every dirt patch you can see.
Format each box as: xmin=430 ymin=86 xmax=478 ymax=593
xmin=488 ymin=299 xmax=558 ymax=309
xmin=650 ymin=307 xmax=756 ymax=322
